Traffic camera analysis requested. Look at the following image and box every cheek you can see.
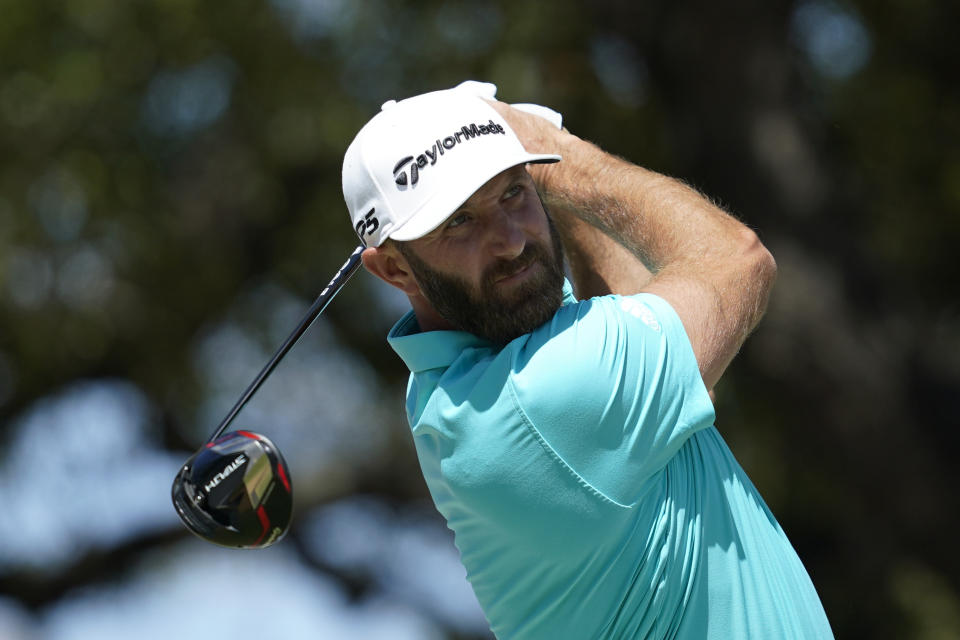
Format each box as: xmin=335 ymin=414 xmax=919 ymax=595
xmin=419 ymin=244 xmax=487 ymax=290
xmin=520 ymin=205 xmax=551 ymax=243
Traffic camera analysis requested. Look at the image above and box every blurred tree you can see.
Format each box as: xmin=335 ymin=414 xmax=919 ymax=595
xmin=0 ymin=0 xmax=957 ymax=638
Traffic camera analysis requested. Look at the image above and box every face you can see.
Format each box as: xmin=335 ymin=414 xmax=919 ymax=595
xmin=396 ymin=166 xmax=566 ymax=344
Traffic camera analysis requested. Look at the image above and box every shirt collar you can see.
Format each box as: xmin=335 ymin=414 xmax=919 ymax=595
xmin=387 ymin=279 xmax=577 ymax=374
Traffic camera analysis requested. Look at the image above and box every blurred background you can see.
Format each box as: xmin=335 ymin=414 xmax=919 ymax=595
xmin=1 ymin=0 xmax=957 ymax=638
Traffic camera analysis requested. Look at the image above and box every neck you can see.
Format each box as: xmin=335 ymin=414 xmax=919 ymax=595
xmin=409 ymin=293 xmax=455 ymax=333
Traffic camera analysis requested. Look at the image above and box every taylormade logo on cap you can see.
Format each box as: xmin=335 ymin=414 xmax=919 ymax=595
xmin=392 ymin=119 xmax=507 ymax=188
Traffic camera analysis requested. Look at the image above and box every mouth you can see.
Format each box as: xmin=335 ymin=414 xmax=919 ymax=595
xmin=495 ymin=260 xmax=534 ymax=285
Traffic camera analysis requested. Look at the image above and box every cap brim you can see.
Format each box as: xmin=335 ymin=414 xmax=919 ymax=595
xmin=387 ymin=153 xmax=561 ymax=242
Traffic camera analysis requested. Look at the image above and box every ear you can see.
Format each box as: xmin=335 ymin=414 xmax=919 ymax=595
xmin=361 ymin=245 xmax=421 ymax=296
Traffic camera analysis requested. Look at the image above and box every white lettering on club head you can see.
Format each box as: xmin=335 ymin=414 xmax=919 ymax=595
xmin=203 ymin=453 xmax=247 ymax=493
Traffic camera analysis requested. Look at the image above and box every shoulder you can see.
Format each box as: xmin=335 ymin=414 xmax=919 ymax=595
xmin=499 ymin=292 xmax=715 ymax=501
xmin=516 ymin=292 xmax=688 ymax=370
xmin=503 ymin=292 xmax=698 ymax=409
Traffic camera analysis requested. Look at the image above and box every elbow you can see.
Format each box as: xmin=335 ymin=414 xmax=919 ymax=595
xmin=749 ymin=230 xmax=777 ymax=291
xmin=738 ymin=228 xmax=778 ymax=319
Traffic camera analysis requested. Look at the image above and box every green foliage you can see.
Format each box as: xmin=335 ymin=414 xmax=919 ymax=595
xmin=1 ymin=0 xmax=957 ymax=637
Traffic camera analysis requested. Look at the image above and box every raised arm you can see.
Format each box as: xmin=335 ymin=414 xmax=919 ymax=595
xmin=490 ymin=101 xmax=777 ymax=391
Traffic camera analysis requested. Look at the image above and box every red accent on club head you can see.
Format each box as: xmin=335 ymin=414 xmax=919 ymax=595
xmin=277 ymin=463 xmax=291 ymax=493
xmin=205 ymin=442 xmax=215 ymax=448
xmin=252 ymin=505 xmax=270 ymax=546
xmin=237 ymin=430 xmax=260 ymax=440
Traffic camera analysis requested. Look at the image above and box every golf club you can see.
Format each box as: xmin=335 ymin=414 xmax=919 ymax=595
xmin=171 ymin=245 xmax=365 ymax=548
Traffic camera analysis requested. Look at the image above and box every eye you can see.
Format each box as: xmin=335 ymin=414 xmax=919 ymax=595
xmin=503 ymin=183 xmax=524 ymax=200
xmin=445 ymin=212 xmax=471 ymax=230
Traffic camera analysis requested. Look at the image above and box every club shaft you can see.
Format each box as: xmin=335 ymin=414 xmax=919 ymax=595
xmin=207 ymin=245 xmax=366 ymax=442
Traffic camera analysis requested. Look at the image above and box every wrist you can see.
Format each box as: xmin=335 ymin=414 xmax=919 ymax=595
xmin=526 ymin=129 xmax=583 ymax=201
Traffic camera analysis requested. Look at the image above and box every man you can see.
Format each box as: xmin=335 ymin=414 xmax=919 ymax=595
xmin=342 ymin=81 xmax=834 ymax=639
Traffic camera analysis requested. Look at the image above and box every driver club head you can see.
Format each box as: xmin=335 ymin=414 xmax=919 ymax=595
xmin=171 ymin=431 xmax=293 ymax=549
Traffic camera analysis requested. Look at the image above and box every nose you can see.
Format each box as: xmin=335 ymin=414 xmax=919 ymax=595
xmin=485 ymin=209 xmax=526 ymax=260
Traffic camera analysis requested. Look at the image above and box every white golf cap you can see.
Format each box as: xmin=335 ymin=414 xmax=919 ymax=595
xmin=342 ymin=82 xmax=562 ymax=247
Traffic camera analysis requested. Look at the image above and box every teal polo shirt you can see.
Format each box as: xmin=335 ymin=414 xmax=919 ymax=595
xmin=388 ymin=281 xmax=833 ymax=639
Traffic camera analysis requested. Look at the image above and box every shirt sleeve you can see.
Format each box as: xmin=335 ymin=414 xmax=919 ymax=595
xmin=508 ymin=292 xmax=716 ymax=506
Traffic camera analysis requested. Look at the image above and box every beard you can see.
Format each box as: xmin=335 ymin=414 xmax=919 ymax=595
xmin=398 ymin=215 xmax=567 ymax=345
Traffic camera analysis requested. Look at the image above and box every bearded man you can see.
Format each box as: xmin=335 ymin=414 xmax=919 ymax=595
xmin=342 ymin=81 xmax=833 ymax=640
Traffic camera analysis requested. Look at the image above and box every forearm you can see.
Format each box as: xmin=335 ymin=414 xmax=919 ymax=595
xmin=532 ymin=133 xmax=736 ymax=280
xmin=537 ymin=133 xmax=776 ymax=386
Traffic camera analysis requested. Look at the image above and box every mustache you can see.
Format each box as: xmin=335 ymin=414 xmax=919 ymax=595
xmin=482 ymin=243 xmax=541 ymax=286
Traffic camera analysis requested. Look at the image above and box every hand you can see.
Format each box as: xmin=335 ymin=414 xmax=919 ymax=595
xmin=485 ymin=99 xmax=573 ymax=190
xmin=486 ymin=99 xmax=566 ymax=154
